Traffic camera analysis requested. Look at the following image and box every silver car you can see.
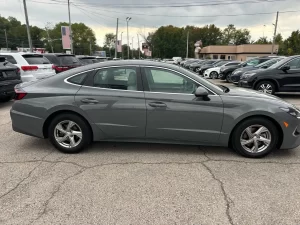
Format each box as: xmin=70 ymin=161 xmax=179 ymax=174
xmin=11 ymin=60 xmax=300 ymax=158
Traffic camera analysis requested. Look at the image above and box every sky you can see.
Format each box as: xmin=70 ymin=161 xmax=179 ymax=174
xmin=1 ymin=0 xmax=300 ymax=49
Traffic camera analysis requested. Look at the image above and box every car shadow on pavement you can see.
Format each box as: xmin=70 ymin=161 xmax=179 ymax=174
xmin=0 ymin=100 xmax=13 ymax=108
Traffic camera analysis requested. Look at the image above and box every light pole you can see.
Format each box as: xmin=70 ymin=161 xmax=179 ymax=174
xmin=121 ymin=31 xmax=124 ymax=59
xmin=126 ymin=17 xmax=131 ymax=59
xmin=68 ymin=0 xmax=73 ymax=54
xmin=23 ymin=0 xmax=33 ymax=52
xmin=132 ymin=37 xmax=134 ymax=59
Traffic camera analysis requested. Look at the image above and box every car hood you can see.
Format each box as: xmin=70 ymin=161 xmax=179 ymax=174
xmin=223 ymin=87 xmax=293 ymax=107
xmin=233 ymin=66 xmax=255 ymax=74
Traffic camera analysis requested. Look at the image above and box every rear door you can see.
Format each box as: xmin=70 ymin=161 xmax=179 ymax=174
xmin=75 ymin=65 xmax=147 ymax=139
xmin=279 ymin=57 xmax=300 ymax=91
xmin=21 ymin=54 xmax=55 ymax=79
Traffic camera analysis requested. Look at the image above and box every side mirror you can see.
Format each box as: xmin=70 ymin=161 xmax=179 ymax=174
xmin=195 ymin=87 xmax=208 ymax=98
xmin=281 ymin=65 xmax=290 ymax=71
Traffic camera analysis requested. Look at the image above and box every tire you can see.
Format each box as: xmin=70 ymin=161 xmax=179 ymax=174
xmin=48 ymin=113 xmax=92 ymax=153
xmin=210 ymin=71 xmax=218 ymax=79
xmin=226 ymin=72 xmax=232 ymax=83
xmin=255 ymin=80 xmax=276 ymax=95
xmin=231 ymin=117 xmax=278 ymax=158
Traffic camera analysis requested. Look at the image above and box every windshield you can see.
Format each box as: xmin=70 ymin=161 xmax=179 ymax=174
xmin=268 ymin=57 xmax=291 ymax=69
xmin=255 ymin=58 xmax=283 ymax=68
xmin=22 ymin=55 xmax=50 ymax=64
xmin=214 ymin=61 xmax=229 ymax=67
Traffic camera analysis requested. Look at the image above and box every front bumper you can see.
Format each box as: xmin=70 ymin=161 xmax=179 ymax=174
xmin=238 ymin=80 xmax=252 ymax=88
xmin=280 ymin=116 xmax=300 ymax=150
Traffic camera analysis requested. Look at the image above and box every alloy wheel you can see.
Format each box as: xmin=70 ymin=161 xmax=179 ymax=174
xmin=257 ymin=83 xmax=273 ymax=94
xmin=54 ymin=120 xmax=82 ymax=148
xmin=211 ymin=71 xmax=218 ymax=79
xmin=240 ymin=125 xmax=271 ymax=153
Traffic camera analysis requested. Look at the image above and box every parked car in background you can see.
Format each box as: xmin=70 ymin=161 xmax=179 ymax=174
xmin=230 ymin=57 xmax=286 ymax=84
xmin=219 ymin=56 xmax=276 ymax=82
xmin=77 ymin=56 xmax=99 ymax=65
xmin=172 ymin=57 xmax=182 ymax=65
xmin=183 ymin=59 xmax=199 ymax=68
xmin=11 ymin=60 xmax=300 ymax=158
xmin=163 ymin=59 xmax=176 ymax=64
xmin=204 ymin=61 xmax=241 ymax=79
xmin=0 ymin=56 xmax=21 ymax=102
xmin=198 ymin=60 xmax=223 ymax=75
xmin=189 ymin=60 xmax=205 ymax=72
xmin=44 ymin=53 xmax=82 ymax=73
xmin=0 ymin=52 xmax=55 ymax=82
xmin=239 ymin=55 xmax=300 ymax=95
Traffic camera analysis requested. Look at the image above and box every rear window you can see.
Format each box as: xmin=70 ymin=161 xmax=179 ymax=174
xmin=44 ymin=55 xmax=59 ymax=64
xmin=67 ymin=73 xmax=87 ymax=85
xmin=0 ymin=55 xmax=17 ymax=64
xmin=59 ymin=56 xmax=81 ymax=65
xmin=22 ymin=55 xmax=50 ymax=64
xmin=79 ymin=58 xmax=95 ymax=65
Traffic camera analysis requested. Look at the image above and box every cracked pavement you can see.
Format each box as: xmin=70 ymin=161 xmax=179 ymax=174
xmin=1 ymin=90 xmax=300 ymax=225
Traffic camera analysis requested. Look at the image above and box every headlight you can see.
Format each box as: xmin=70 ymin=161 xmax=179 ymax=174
xmin=280 ymin=107 xmax=300 ymax=118
xmin=241 ymin=72 xmax=256 ymax=80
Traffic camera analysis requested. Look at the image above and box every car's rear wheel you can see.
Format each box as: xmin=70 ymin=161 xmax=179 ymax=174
xmin=226 ymin=72 xmax=232 ymax=82
xmin=210 ymin=71 xmax=218 ymax=79
xmin=255 ymin=81 xmax=275 ymax=95
xmin=231 ymin=117 xmax=278 ymax=158
xmin=48 ymin=113 xmax=92 ymax=153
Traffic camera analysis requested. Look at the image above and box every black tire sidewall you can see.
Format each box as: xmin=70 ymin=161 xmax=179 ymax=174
xmin=232 ymin=117 xmax=278 ymax=158
xmin=255 ymin=81 xmax=275 ymax=95
xmin=226 ymin=72 xmax=232 ymax=82
xmin=48 ymin=113 xmax=91 ymax=153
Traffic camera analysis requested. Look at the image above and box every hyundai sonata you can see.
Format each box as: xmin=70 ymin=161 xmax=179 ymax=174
xmin=11 ymin=60 xmax=300 ymax=158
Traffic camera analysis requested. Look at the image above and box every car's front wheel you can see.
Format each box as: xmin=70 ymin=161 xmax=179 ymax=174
xmin=231 ymin=117 xmax=278 ymax=158
xmin=255 ymin=81 xmax=275 ymax=95
xmin=210 ymin=71 xmax=219 ymax=79
xmin=48 ymin=113 xmax=92 ymax=153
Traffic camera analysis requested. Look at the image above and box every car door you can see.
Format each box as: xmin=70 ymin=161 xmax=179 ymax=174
xmin=75 ymin=66 xmax=147 ymax=139
xmin=141 ymin=66 xmax=224 ymax=143
xmin=278 ymin=57 xmax=300 ymax=91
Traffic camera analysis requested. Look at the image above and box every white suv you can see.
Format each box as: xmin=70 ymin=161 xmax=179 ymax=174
xmin=204 ymin=61 xmax=241 ymax=79
xmin=0 ymin=53 xmax=56 ymax=82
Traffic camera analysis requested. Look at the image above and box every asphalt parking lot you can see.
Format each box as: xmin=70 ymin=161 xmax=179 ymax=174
xmin=1 ymin=81 xmax=300 ymax=225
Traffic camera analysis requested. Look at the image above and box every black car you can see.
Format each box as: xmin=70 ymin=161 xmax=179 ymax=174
xmin=0 ymin=56 xmax=22 ymax=102
xmin=189 ymin=60 xmax=205 ymax=71
xmin=76 ymin=56 xmax=99 ymax=65
xmin=239 ymin=55 xmax=300 ymax=95
xmin=44 ymin=54 xmax=82 ymax=73
xmin=230 ymin=57 xmax=286 ymax=84
xmin=219 ymin=56 xmax=277 ymax=82
xmin=183 ymin=59 xmax=199 ymax=69
xmin=198 ymin=60 xmax=225 ymax=75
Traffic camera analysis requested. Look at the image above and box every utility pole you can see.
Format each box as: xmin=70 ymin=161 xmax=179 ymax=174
xmin=23 ymin=0 xmax=33 ymax=52
xmin=186 ymin=31 xmax=189 ymax=58
xmin=137 ymin=34 xmax=140 ymax=59
xmin=45 ymin=24 xmax=54 ymax=53
xmin=115 ymin=18 xmax=119 ymax=59
xmin=126 ymin=17 xmax=131 ymax=59
xmin=121 ymin=32 xmax=124 ymax=59
xmin=271 ymin=11 xmax=279 ymax=55
xmin=68 ymin=0 xmax=73 ymax=54
xmin=89 ymin=40 xmax=92 ymax=55
xmin=4 ymin=29 xmax=8 ymax=49
xmin=132 ymin=37 xmax=134 ymax=59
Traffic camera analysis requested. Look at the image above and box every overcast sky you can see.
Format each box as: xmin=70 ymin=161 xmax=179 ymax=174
xmin=1 ymin=0 xmax=300 ymax=48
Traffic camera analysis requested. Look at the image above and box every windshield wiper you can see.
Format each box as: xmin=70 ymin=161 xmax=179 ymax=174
xmin=218 ymin=85 xmax=230 ymax=93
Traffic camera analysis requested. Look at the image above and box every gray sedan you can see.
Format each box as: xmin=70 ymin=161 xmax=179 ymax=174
xmin=11 ymin=60 xmax=300 ymax=158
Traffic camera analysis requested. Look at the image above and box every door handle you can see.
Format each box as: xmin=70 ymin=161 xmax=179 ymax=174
xmin=81 ymin=98 xmax=99 ymax=104
xmin=148 ymin=102 xmax=167 ymax=108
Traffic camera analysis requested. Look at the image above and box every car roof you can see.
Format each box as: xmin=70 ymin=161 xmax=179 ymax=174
xmin=44 ymin=53 xmax=75 ymax=56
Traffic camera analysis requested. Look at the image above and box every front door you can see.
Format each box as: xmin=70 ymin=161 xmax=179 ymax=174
xmin=279 ymin=57 xmax=300 ymax=92
xmin=141 ymin=67 xmax=224 ymax=144
xmin=75 ymin=66 xmax=146 ymax=139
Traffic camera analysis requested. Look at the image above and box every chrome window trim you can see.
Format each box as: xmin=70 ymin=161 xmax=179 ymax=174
xmin=142 ymin=66 xmax=218 ymax=96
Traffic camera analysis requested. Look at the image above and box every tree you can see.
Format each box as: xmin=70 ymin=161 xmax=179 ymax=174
xmin=255 ymin=37 xmax=271 ymax=44
xmin=104 ymin=33 xmax=116 ymax=48
xmin=222 ymin=24 xmax=251 ymax=45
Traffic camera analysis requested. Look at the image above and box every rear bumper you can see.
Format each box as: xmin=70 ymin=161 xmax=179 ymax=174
xmin=10 ymin=109 xmax=45 ymax=138
xmin=0 ymin=80 xmax=21 ymax=96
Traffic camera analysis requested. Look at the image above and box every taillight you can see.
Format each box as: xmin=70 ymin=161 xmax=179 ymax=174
xmin=21 ymin=66 xmax=38 ymax=71
xmin=53 ymin=65 xmax=69 ymax=73
xmin=14 ymin=87 xmax=27 ymax=100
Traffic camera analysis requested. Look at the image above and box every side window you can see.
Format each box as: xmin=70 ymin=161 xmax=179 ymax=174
xmin=1 ymin=55 xmax=17 ymax=64
xmin=144 ymin=68 xmax=199 ymax=94
xmin=93 ymin=67 xmax=137 ymax=90
xmin=67 ymin=73 xmax=87 ymax=85
xmin=286 ymin=58 xmax=300 ymax=69
xmin=247 ymin=59 xmax=260 ymax=66
xmin=227 ymin=63 xmax=240 ymax=66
